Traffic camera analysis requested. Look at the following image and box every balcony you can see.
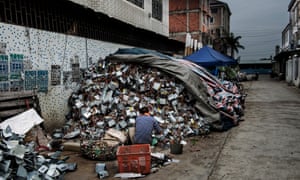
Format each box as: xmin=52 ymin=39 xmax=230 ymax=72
xmin=202 ymin=5 xmax=209 ymax=13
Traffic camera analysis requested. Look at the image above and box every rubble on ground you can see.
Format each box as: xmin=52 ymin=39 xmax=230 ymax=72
xmin=0 ymin=124 xmax=77 ymax=179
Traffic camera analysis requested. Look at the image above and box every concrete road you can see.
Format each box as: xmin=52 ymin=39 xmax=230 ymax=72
xmin=64 ymin=75 xmax=300 ymax=180
xmin=208 ymin=75 xmax=300 ymax=180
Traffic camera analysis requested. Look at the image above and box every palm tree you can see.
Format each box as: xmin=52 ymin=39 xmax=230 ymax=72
xmin=223 ymin=33 xmax=245 ymax=58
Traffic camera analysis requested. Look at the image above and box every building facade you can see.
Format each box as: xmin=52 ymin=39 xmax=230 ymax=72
xmin=69 ymin=0 xmax=170 ymax=37
xmin=282 ymin=24 xmax=292 ymax=51
xmin=0 ymin=0 xmax=184 ymax=128
xmin=274 ymin=0 xmax=300 ymax=87
xmin=0 ymin=0 xmax=182 ymax=53
xmin=289 ymin=0 xmax=300 ymax=49
xmin=274 ymin=0 xmax=300 ymax=80
xmin=169 ymin=0 xmax=211 ymax=46
xmin=209 ymin=0 xmax=231 ymax=53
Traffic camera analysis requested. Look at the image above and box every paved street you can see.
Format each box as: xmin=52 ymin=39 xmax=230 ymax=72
xmin=64 ymin=75 xmax=300 ymax=180
xmin=208 ymin=75 xmax=300 ymax=180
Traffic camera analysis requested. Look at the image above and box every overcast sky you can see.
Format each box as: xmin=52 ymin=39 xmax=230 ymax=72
xmin=221 ymin=0 xmax=290 ymax=61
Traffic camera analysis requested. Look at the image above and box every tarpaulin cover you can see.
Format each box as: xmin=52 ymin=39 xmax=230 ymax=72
xmin=106 ymin=52 xmax=221 ymax=123
xmin=184 ymin=46 xmax=237 ymax=67
xmin=0 ymin=108 xmax=44 ymax=135
xmin=113 ymin=47 xmax=175 ymax=60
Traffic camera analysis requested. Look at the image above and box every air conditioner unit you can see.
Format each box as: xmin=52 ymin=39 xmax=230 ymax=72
xmin=293 ymin=26 xmax=298 ymax=33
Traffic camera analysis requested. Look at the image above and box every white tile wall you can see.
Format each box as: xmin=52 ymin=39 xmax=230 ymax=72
xmin=0 ymin=22 xmax=130 ymax=129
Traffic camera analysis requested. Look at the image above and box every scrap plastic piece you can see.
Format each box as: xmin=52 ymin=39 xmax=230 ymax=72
xmin=16 ymin=165 xmax=28 ymax=178
xmin=0 ymin=160 xmax=11 ymax=172
xmin=95 ymin=163 xmax=109 ymax=179
xmin=38 ymin=165 xmax=48 ymax=174
xmin=114 ymin=173 xmax=145 ymax=178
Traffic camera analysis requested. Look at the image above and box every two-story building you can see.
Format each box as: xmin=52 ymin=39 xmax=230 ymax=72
xmin=274 ymin=0 xmax=300 ymax=86
xmin=169 ymin=0 xmax=232 ymax=56
xmin=169 ymin=0 xmax=211 ymax=47
xmin=209 ymin=0 xmax=231 ymax=54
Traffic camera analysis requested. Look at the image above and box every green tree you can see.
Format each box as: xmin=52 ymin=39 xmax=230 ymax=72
xmin=223 ymin=33 xmax=245 ymax=58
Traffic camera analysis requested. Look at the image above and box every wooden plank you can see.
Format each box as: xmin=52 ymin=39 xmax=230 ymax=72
xmin=0 ymin=90 xmax=36 ymax=101
xmin=0 ymin=99 xmax=34 ymax=109
xmin=0 ymin=108 xmax=28 ymax=119
xmin=0 ymin=90 xmax=35 ymax=97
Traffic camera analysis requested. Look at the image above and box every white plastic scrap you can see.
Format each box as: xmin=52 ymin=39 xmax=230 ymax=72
xmin=114 ymin=173 xmax=145 ymax=178
xmin=0 ymin=108 xmax=44 ymax=135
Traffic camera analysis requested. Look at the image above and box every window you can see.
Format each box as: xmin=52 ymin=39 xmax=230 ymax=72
xmin=152 ymin=0 xmax=162 ymax=21
xmin=216 ymin=28 xmax=220 ymax=36
xmin=0 ymin=64 xmax=6 ymax=72
xmin=127 ymin=0 xmax=144 ymax=8
xmin=210 ymin=17 xmax=214 ymax=24
xmin=211 ymin=8 xmax=218 ymax=14
xmin=12 ymin=63 xmax=22 ymax=71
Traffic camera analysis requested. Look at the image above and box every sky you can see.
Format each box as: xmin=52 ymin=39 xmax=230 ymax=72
xmin=221 ymin=0 xmax=290 ymax=61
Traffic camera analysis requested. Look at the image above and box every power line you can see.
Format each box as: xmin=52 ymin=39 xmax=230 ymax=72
xmin=241 ymin=39 xmax=280 ymax=43
xmin=241 ymin=52 xmax=275 ymax=57
xmin=232 ymin=28 xmax=281 ymax=32
xmin=241 ymin=34 xmax=281 ymax=38
xmin=239 ymin=50 xmax=275 ymax=55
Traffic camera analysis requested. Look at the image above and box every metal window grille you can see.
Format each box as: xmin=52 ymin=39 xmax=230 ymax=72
xmin=0 ymin=0 xmax=184 ymax=60
xmin=152 ymin=0 xmax=162 ymax=21
xmin=127 ymin=0 xmax=144 ymax=8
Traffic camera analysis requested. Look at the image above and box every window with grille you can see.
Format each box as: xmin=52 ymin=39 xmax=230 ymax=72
xmin=127 ymin=0 xmax=144 ymax=8
xmin=152 ymin=0 xmax=162 ymax=21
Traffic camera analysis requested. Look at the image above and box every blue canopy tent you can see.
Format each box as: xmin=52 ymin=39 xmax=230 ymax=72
xmin=184 ymin=45 xmax=237 ymax=67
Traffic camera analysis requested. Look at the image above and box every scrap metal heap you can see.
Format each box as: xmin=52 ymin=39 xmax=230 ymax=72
xmin=64 ymin=50 xmax=246 ymax=160
xmin=67 ymin=60 xmax=211 ymax=147
xmin=184 ymin=61 xmax=246 ymax=127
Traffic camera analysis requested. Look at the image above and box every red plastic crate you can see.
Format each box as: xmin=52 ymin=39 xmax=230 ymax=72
xmin=117 ymin=144 xmax=151 ymax=174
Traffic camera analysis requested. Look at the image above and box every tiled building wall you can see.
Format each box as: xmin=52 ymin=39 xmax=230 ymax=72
xmin=70 ymin=0 xmax=169 ymax=37
xmin=189 ymin=0 xmax=200 ymax=9
xmin=0 ymin=22 xmax=129 ymax=129
xmin=189 ymin=12 xmax=200 ymax=32
xmin=169 ymin=0 xmax=187 ymax=11
xmin=0 ymin=0 xmax=183 ymax=54
xmin=169 ymin=0 xmax=207 ymax=44
xmin=169 ymin=14 xmax=187 ymax=32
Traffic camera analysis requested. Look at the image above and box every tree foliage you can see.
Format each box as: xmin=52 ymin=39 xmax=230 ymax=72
xmin=223 ymin=33 xmax=245 ymax=58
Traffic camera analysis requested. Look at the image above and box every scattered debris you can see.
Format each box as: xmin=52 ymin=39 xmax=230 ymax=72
xmin=95 ymin=163 xmax=109 ymax=179
xmin=0 ymin=125 xmax=77 ymax=179
xmin=114 ymin=172 xmax=145 ymax=178
xmin=0 ymin=108 xmax=44 ymax=135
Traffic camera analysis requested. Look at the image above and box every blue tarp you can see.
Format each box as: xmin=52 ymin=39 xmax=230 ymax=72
xmin=184 ymin=46 xmax=237 ymax=67
xmin=113 ymin=47 xmax=175 ymax=60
